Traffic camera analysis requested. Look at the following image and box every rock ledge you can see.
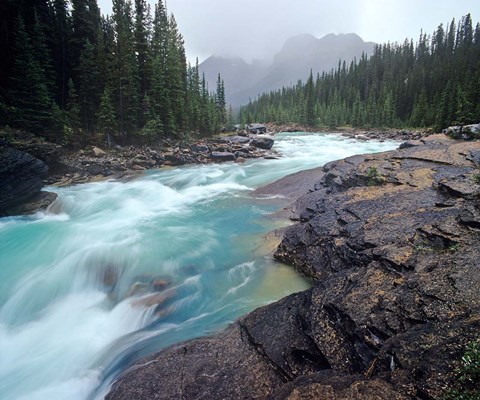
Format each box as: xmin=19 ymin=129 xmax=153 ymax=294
xmin=107 ymin=134 xmax=480 ymax=399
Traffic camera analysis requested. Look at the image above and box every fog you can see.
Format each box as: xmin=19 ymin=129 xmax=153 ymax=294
xmin=98 ymin=0 xmax=477 ymax=63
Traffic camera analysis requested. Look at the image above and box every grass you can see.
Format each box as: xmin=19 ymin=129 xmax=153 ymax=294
xmin=444 ymin=338 xmax=480 ymax=400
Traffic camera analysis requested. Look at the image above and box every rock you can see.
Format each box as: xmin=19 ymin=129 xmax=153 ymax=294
xmin=210 ymin=151 xmax=235 ymax=161
xmin=354 ymin=134 xmax=369 ymax=141
xmin=163 ymin=153 xmax=185 ymax=166
xmin=107 ymin=136 xmax=480 ymax=400
xmin=250 ymin=137 xmax=274 ymax=150
xmin=0 ymin=141 xmax=49 ymax=215
xmin=247 ymin=123 xmax=267 ymax=134
xmin=0 ymin=191 xmax=58 ymax=217
xmin=399 ymin=139 xmax=423 ymax=149
xmin=152 ymin=279 xmax=170 ymax=291
xmin=15 ymin=141 xmax=64 ymax=174
xmin=133 ymin=290 xmax=175 ymax=308
xmin=126 ymin=282 xmax=147 ymax=297
xmin=91 ymin=147 xmax=106 ymax=157
xmin=191 ymin=144 xmax=209 ymax=153
xmin=87 ymin=164 xmax=105 ymax=175
xmin=223 ymin=135 xmax=250 ymax=144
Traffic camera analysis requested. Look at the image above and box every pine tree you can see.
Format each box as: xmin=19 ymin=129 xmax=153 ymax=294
xmin=65 ymin=78 xmax=81 ymax=144
xmin=112 ymin=0 xmax=140 ymax=140
xmin=304 ymin=70 xmax=316 ymax=126
xmin=134 ymin=0 xmax=152 ymax=122
xmin=12 ymin=16 xmax=52 ymax=134
xmin=97 ymin=86 xmax=116 ymax=145
xmin=215 ymin=73 xmax=226 ymax=125
xmin=51 ymin=0 xmax=71 ymax=109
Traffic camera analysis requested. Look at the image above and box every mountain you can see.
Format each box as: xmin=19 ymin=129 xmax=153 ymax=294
xmin=199 ymin=56 xmax=268 ymax=104
xmin=200 ymin=33 xmax=376 ymax=108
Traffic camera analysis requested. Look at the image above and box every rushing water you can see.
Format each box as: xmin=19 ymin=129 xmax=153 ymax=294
xmin=0 ymin=132 xmax=398 ymax=399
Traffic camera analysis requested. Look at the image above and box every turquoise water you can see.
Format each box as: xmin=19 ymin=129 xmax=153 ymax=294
xmin=0 ymin=132 xmax=398 ymax=399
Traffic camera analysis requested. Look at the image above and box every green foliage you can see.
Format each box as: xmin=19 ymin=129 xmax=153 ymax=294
xmin=0 ymin=0 xmax=226 ymax=144
xmin=472 ymin=172 xmax=480 ymax=184
xmin=366 ymin=166 xmax=385 ymax=186
xmin=239 ymin=14 xmax=480 ymax=132
xmin=444 ymin=339 xmax=480 ymax=400
xmin=97 ymin=87 xmax=116 ymax=137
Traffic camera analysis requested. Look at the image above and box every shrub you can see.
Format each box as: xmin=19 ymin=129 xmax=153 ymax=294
xmin=444 ymin=338 xmax=480 ymax=400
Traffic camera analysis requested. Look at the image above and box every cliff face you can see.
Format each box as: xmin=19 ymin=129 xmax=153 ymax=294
xmin=107 ymin=135 xmax=480 ymax=399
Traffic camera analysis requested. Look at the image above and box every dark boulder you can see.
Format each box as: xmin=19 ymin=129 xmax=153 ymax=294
xmin=14 ymin=141 xmax=64 ymax=174
xmin=210 ymin=151 xmax=236 ymax=161
xmin=223 ymin=135 xmax=250 ymax=144
xmin=250 ymin=137 xmax=274 ymax=150
xmin=247 ymin=123 xmax=267 ymax=134
xmin=0 ymin=141 xmax=51 ymax=215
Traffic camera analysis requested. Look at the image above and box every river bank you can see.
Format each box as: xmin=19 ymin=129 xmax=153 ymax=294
xmin=0 ymin=132 xmax=399 ymax=400
xmin=106 ymin=134 xmax=480 ymax=399
xmin=0 ymin=130 xmax=278 ymax=216
xmin=1 ymin=126 xmax=417 ymax=217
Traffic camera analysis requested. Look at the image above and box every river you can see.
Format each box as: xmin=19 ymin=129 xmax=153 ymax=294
xmin=0 ymin=132 xmax=398 ymax=399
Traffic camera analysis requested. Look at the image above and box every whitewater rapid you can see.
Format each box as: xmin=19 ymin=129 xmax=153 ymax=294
xmin=0 ymin=132 xmax=398 ymax=399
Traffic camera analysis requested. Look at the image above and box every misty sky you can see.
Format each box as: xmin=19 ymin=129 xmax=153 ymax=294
xmin=98 ymin=0 xmax=477 ymax=63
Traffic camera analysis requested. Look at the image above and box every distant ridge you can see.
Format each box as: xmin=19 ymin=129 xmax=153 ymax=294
xmin=200 ymin=33 xmax=376 ymax=107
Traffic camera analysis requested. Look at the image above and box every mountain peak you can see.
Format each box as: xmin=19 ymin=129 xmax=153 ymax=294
xmin=200 ymin=32 xmax=376 ymax=107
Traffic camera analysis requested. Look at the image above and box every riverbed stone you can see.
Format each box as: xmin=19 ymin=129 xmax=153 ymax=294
xmin=250 ymin=137 xmax=274 ymax=150
xmin=210 ymin=151 xmax=235 ymax=161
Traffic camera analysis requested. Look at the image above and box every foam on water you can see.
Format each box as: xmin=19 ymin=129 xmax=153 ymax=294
xmin=0 ymin=132 xmax=398 ymax=399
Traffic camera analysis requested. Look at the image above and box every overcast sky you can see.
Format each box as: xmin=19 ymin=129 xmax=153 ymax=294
xmin=98 ymin=0 xmax=477 ymax=63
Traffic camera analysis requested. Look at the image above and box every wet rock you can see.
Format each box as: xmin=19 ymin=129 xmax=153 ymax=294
xmin=272 ymin=372 xmax=408 ymax=399
xmin=250 ymin=137 xmax=274 ymax=150
xmin=133 ymin=290 xmax=175 ymax=308
xmin=126 ymin=282 xmax=148 ymax=297
xmin=210 ymin=151 xmax=235 ymax=161
xmin=223 ymin=135 xmax=250 ymax=144
xmin=15 ymin=141 xmax=64 ymax=174
xmin=152 ymin=279 xmax=170 ymax=291
xmin=354 ymin=134 xmax=369 ymax=141
xmin=101 ymin=265 xmax=119 ymax=293
xmin=107 ymin=135 xmax=480 ymax=400
xmin=1 ymin=191 xmax=58 ymax=217
xmin=247 ymin=123 xmax=267 ymax=134
xmin=0 ymin=141 xmax=49 ymax=215
xmin=399 ymin=139 xmax=423 ymax=149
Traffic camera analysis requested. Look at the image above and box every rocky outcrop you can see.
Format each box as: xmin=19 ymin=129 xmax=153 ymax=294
xmin=107 ymin=134 xmax=480 ymax=399
xmin=0 ymin=140 xmax=53 ymax=216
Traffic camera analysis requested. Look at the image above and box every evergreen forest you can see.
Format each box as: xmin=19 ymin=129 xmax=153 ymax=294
xmin=239 ymin=14 xmax=480 ymax=132
xmin=0 ymin=0 xmax=227 ymax=145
